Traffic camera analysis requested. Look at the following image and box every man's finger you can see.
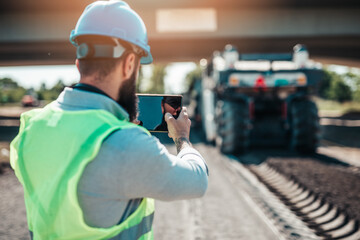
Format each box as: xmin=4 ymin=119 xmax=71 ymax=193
xmin=178 ymin=107 xmax=187 ymax=118
xmin=165 ymin=112 xmax=174 ymax=122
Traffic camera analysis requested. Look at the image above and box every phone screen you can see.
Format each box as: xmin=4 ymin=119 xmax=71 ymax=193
xmin=137 ymin=94 xmax=182 ymax=132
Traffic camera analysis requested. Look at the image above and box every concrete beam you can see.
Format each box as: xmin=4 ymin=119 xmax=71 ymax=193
xmin=1 ymin=0 xmax=360 ymax=13
xmin=0 ymin=5 xmax=359 ymax=66
xmin=1 ymin=36 xmax=360 ymax=67
xmin=1 ymin=8 xmax=359 ymax=42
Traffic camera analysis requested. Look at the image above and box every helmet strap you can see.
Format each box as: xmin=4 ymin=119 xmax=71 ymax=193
xmin=76 ymin=39 xmax=126 ymax=59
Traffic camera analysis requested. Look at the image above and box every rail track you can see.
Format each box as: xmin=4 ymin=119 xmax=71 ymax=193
xmin=1 ymin=111 xmax=359 ymax=239
xmin=248 ymin=162 xmax=360 ymax=240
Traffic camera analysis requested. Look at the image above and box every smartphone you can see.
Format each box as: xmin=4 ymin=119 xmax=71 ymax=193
xmin=136 ymin=94 xmax=182 ymax=132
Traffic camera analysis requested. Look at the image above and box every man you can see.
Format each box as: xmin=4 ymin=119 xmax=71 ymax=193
xmin=10 ymin=1 xmax=208 ymax=240
xmin=154 ymin=96 xmax=182 ymax=131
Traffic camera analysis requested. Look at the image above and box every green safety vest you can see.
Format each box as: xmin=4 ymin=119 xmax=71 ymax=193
xmin=10 ymin=103 xmax=155 ymax=240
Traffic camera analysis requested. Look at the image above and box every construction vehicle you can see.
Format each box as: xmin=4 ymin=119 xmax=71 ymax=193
xmin=196 ymin=44 xmax=323 ymax=154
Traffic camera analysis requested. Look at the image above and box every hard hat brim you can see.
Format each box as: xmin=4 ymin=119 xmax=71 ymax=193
xmin=140 ymin=53 xmax=153 ymax=65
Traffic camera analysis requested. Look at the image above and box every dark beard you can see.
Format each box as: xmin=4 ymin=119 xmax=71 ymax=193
xmin=117 ymin=71 xmax=138 ymax=122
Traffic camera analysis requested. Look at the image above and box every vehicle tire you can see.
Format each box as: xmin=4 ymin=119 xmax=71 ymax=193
xmin=290 ymin=100 xmax=320 ymax=153
xmin=215 ymin=100 xmax=250 ymax=154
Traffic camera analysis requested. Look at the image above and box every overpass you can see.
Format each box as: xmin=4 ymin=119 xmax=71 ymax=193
xmin=0 ymin=0 xmax=360 ymax=67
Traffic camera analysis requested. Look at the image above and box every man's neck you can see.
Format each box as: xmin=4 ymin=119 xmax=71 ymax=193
xmin=73 ymin=83 xmax=112 ymax=99
xmin=79 ymin=75 xmax=120 ymax=100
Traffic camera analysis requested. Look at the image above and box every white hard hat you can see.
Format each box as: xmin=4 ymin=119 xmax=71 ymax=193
xmin=70 ymin=0 xmax=153 ymax=64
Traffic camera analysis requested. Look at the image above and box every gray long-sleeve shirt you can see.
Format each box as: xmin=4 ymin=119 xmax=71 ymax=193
xmin=53 ymin=87 xmax=208 ymax=228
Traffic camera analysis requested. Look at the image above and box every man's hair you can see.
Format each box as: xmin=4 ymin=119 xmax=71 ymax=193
xmin=78 ymin=58 xmax=124 ymax=79
xmin=76 ymin=35 xmax=134 ymax=79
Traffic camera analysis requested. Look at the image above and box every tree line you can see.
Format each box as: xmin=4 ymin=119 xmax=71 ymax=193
xmin=1 ymin=66 xmax=359 ymax=105
xmin=318 ymin=69 xmax=360 ymax=102
xmin=0 ymin=64 xmax=167 ymax=105
xmin=0 ymin=78 xmax=67 ymax=105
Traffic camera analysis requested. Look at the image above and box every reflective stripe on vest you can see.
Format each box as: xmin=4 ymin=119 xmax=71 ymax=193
xmin=29 ymin=206 xmax=155 ymax=240
xmin=29 ymin=208 xmax=155 ymax=240
xmin=108 ymin=212 xmax=154 ymax=240
xmin=10 ymin=103 xmax=154 ymax=240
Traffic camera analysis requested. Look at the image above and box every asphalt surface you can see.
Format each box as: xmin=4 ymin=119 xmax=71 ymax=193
xmin=153 ymin=134 xmax=279 ymax=240
xmin=0 ymin=130 xmax=281 ymax=240
xmin=0 ymin=168 xmax=28 ymax=240
xmin=1 ymin=108 xmax=359 ymax=240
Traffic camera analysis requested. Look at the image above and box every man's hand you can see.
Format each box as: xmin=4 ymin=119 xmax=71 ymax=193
xmin=165 ymin=107 xmax=192 ymax=153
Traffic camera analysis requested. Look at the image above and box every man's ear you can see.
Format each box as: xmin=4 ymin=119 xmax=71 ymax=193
xmin=123 ymin=53 xmax=137 ymax=79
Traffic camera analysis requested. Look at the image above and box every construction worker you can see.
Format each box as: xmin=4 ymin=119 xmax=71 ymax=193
xmin=10 ymin=1 xmax=208 ymax=239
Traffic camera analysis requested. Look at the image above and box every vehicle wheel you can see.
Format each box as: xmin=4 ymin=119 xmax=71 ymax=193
xmin=215 ymin=100 xmax=250 ymax=154
xmin=290 ymin=100 xmax=320 ymax=153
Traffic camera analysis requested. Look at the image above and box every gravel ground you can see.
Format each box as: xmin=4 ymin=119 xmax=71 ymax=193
xmin=264 ymin=112 xmax=360 ymax=224
xmin=267 ymin=156 xmax=360 ymax=222
xmin=0 ymin=167 xmax=28 ymax=240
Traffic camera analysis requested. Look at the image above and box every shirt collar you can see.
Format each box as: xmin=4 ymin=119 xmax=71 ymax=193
xmin=56 ymin=87 xmax=130 ymax=121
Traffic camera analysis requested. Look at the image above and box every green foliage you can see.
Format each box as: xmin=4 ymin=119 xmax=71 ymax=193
xmin=318 ymin=70 xmax=332 ymax=98
xmin=0 ymin=77 xmax=19 ymax=89
xmin=0 ymin=77 xmax=26 ymax=104
xmin=52 ymin=80 xmax=66 ymax=93
xmin=185 ymin=65 xmax=202 ymax=92
xmin=0 ymin=77 xmax=68 ymax=104
xmin=37 ymin=80 xmax=66 ymax=101
xmin=8 ymin=88 xmax=27 ymax=102
xmin=320 ymin=69 xmax=356 ymax=103
xmin=326 ymin=77 xmax=352 ymax=102
xmin=143 ymin=65 xmax=166 ymax=94
xmin=344 ymin=72 xmax=360 ymax=102
xmin=344 ymin=72 xmax=360 ymax=89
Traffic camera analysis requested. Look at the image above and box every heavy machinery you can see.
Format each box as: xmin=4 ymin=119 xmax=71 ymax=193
xmin=196 ymin=44 xmax=323 ymax=154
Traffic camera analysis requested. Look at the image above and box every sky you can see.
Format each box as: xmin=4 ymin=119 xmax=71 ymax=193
xmin=0 ymin=65 xmax=79 ymax=90
xmin=0 ymin=62 xmax=197 ymax=94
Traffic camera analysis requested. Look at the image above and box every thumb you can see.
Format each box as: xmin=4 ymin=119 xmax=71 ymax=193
xmin=164 ymin=112 xmax=173 ymax=122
